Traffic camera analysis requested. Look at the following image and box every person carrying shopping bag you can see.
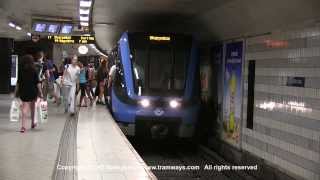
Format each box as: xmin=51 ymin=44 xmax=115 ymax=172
xmin=61 ymin=55 xmax=80 ymax=116
xmin=15 ymin=55 xmax=43 ymax=133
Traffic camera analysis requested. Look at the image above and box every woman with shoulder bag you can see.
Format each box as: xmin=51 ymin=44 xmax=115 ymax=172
xmin=15 ymin=55 xmax=43 ymax=133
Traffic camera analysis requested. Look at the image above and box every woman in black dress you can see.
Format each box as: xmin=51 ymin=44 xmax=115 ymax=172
xmin=96 ymin=58 xmax=109 ymax=105
xmin=15 ymin=55 xmax=43 ymax=133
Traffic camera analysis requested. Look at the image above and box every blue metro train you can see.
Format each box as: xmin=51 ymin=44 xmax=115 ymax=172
xmin=109 ymin=32 xmax=200 ymax=138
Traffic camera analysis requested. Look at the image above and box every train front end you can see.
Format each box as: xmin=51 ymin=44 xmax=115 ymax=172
xmin=111 ymin=32 xmax=200 ymax=138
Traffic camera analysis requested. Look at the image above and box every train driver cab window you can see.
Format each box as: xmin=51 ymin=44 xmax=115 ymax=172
xmin=114 ymin=48 xmax=127 ymax=98
xmin=149 ymin=44 xmax=172 ymax=90
xmin=132 ymin=49 xmax=146 ymax=96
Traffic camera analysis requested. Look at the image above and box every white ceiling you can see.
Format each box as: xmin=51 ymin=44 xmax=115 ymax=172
xmin=0 ymin=0 xmax=78 ymax=39
xmin=1 ymin=0 xmax=320 ymax=53
xmin=93 ymin=0 xmax=320 ymax=51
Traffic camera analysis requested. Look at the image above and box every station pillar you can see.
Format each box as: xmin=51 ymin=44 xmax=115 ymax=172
xmin=0 ymin=38 xmax=14 ymax=94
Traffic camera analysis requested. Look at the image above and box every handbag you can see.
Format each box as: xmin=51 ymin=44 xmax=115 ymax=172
xmin=10 ymin=99 xmax=21 ymax=122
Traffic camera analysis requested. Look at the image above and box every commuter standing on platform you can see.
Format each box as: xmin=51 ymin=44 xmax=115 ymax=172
xmin=61 ymin=55 xmax=80 ymax=116
xmin=33 ymin=51 xmax=45 ymax=83
xmin=15 ymin=55 xmax=43 ymax=133
xmin=78 ymin=61 xmax=93 ymax=107
xmin=52 ymin=63 xmax=61 ymax=100
xmin=43 ymin=56 xmax=60 ymax=104
xmin=87 ymin=63 xmax=95 ymax=99
xmin=96 ymin=58 xmax=109 ymax=105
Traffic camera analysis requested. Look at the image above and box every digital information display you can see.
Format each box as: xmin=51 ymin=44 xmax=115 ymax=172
xmin=60 ymin=24 xmax=73 ymax=34
xmin=47 ymin=24 xmax=60 ymax=33
xmin=47 ymin=35 xmax=95 ymax=44
xmin=149 ymin=36 xmax=171 ymax=41
xmin=34 ymin=23 xmax=47 ymax=32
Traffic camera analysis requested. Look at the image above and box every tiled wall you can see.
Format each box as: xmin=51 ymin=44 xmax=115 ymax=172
xmin=242 ymin=25 xmax=320 ymax=180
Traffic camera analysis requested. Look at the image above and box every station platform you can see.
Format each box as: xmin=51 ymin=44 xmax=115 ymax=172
xmin=0 ymin=94 xmax=156 ymax=180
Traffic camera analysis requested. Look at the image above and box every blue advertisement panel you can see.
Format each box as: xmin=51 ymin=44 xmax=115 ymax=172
xmin=223 ymin=41 xmax=243 ymax=147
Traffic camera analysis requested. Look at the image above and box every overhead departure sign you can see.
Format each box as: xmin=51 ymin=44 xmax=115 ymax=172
xmin=47 ymin=35 xmax=95 ymax=44
xmin=149 ymin=36 xmax=171 ymax=41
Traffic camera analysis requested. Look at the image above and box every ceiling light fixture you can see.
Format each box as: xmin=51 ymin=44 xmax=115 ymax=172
xmin=79 ymin=16 xmax=89 ymax=21
xmin=27 ymin=32 xmax=31 ymax=36
xmin=15 ymin=26 xmax=22 ymax=30
xmin=80 ymin=22 xmax=89 ymax=26
xmin=8 ymin=22 xmax=16 ymax=28
xmin=80 ymin=0 xmax=92 ymax=8
xmin=79 ymin=8 xmax=90 ymax=15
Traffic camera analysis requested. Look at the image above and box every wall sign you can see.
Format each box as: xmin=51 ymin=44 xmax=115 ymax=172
xmin=287 ymin=77 xmax=305 ymax=87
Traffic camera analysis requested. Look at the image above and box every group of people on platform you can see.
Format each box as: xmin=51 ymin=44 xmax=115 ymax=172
xmin=15 ymin=50 xmax=115 ymax=133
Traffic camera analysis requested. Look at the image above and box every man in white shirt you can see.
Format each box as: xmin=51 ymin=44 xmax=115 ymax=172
xmin=61 ymin=55 xmax=80 ymax=116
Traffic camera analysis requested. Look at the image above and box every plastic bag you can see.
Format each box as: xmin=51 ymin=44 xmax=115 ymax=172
xmin=34 ymin=99 xmax=40 ymax=124
xmin=35 ymin=99 xmax=48 ymax=123
xmin=10 ymin=99 xmax=21 ymax=122
xmin=40 ymin=100 xmax=48 ymax=123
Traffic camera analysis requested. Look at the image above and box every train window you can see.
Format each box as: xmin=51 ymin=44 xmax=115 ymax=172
xmin=149 ymin=44 xmax=172 ymax=90
xmin=132 ymin=48 xmax=147 ymax=93
xmin=129 ymin=33 xmax=191 ymax=96
xmin=173 ymin=48 xmax=188 ymax=90
xmin=114 ymin=48 xmax=127 ymax=98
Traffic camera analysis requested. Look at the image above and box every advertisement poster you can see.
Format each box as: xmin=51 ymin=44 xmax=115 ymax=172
xmin=223 ymin=41 xmax=243 ymax=147
xmin=200 ymin=64 xmax=210 ymax=102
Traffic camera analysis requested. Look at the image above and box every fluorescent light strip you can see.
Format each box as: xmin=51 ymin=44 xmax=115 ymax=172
xmin=15 ymin=26 xmax=22 ymax=30
xmin=27 ymin=32 xmax=31 ymax=36
xmin=8 ymin=22 xmax=16 ymax=28
xmin=79 ymin=8 xmax=90 ymax=15
xmin=79 ymin=16 xmax=89 ymax=21
xmin=80 ymin=22 xmax=89 ymax=26
xmin=80 ymin=1 xmax=92 ymax=7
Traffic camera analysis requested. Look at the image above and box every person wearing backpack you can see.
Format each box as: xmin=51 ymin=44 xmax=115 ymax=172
xmin=43 ymin=56 xmax=60 ymax=105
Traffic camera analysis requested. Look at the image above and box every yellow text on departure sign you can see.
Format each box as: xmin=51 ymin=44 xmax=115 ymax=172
xmin=79 ymin=36 xmax=95 ymax=44
xmin=47 ymin=35 xmax=95 ymax=44
xmin=149 ymin=36 xmax=171 ymax=41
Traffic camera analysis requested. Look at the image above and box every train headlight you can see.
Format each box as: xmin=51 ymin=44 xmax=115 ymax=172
xmin=140 ymin=99 xmax=150 ymax=108
xmin=169 ymin=100 xmax=180 ymax=109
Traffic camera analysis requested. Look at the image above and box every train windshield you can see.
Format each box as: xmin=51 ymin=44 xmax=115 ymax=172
xmin=129 ymin=34 xmax=191 ymax=96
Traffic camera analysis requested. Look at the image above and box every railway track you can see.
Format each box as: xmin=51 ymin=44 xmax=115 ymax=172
xmin=129 ymin=138 xmax=256 ymax=180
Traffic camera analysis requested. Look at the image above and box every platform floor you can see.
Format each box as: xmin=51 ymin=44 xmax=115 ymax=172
xmin=0 ymin=94 xmax=156 ymax=180
xmin=77 ymin=106 xmax=156 ymax=180
xmin=0 ymin=95 xmax=66 ymax=180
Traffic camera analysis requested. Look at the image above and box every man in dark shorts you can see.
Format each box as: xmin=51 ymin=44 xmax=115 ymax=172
xmin=43 ymin=56 xmax=60 ymax=105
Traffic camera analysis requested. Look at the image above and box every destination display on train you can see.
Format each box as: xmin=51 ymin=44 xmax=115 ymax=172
xmin=149 ymin=36 xmax=171 ymax=41
xmin=47 ymin=35 xmax=95 ymax=44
